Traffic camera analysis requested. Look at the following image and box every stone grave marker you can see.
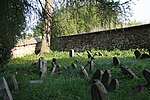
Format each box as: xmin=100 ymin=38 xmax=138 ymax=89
xmin=51 ymin=62 xmax=57 ymax=75
xmin=40 ymin=60 xmax=47 ymax=78
xmin=89 ymin=57 xmax=94 ymax=73
xmin=80 ymin=65 xmax=90 ymax=81
xmin=101 ymin=70 xmax=111 ymax=89
xmin=91 ymin=80 xmax=109 ymax=100
xmin=109 ymin=78 xmax=119 ymax=91
xmin=87 ymin=50 xmax=93 ymax=58
xmin=129 ymin=84 xmax=144 ymax=95
xmin=120 ymin=65 xmax=137 ymax=79
xmin=30 ymin=80 xmax=43 ymax=84
xmin=11 ymin=75 xmax=19 ymax=92
xmin=141 ymin=53 xmax=150 ymax=59
xmin=71 ymin=63 xmax=77 ymax=69
xmin=142 ymin=69 xmax=150 ymax=85
xmin=90 ymin=69 xmax=103 ymax=84
xmin=0 ymin=77 xmax=13 ymax=100
xmin=69 ymin=49 xmax=74 ymax=57
xmin=113 ymin=57 xmax=120 ymax=66
xmin=134 ymin=50 xmax=142 ymax=59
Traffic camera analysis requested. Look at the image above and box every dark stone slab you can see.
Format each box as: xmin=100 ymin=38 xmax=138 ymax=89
xmin=91 ymin=80 xmax=109 ymax=100
xmin=113 ymin=57 xmax=120 ymax=66
xmin=90 ymin=69 xmax=103 ymax=84
xmin=120 ymin=65 xmax=137 ymax=79
xmin=69 ymin=49 xmax=74 ymax=57
xmin=101 ymin=70 xmax=111 ymax=89
xmin=109 ymin=78 xmax=119 ymax=91
xmin=142 ymin=69 xmax=150 ymax=84
xmin=134 ymin=50 xmax=142 ymax=59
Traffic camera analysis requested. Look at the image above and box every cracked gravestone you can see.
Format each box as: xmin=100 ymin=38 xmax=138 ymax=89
xmin=113 ymin=57 xmax=120 ymax=66
xmin=101 ymin=70 xmax=111 ymax=89
xmin=109 ymin=78 xmax=119 ymax=91
xmin=69 ymin=49 xmax=74 ymax=57
xmin=0 ymin=77 xmax=13 ymax=100
xmin=91 ymin=80 xmax=109 ymax=100
xmin=120 ymin=65 xmax=137 ymax=79
xmin=90 ymin=69 xmax=103 ymax=84
xmin=142 ymin=69 xmax=150 ymax=85
xmin=134 ymin=50 xmax=142 ymax=59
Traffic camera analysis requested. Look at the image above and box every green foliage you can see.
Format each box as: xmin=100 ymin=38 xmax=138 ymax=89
xmin=0 ymin=0 xmax=26 ymax=64
xmin=1 ymin=49 xmax=150 ymax=99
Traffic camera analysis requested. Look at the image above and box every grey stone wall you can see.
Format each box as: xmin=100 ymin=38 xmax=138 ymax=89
xmin=56 ymin=24 xmax=150 ymax=52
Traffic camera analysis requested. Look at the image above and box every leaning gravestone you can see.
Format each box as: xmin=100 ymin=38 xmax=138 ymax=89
xmin=90 ymin=69 xmax=103 ymax=84
xmin=0 ymin=77 xmax=13 ymax=100
xmin=80 ymin=65 xmax=90 ymax=81
xmin=101 ymin=70 xmax=111 ymax=89
xmin=134 ymin=50 xmax=142 ymax=59
xmin=69 ymin=49 xmax=74 ymax=57
xmin=87 ymin=50 xmax=93 ymax=58
xmin=142 ymin=69 xmax=150 ymax=85
xmin=11 ymin=75 xmax=19 ymax=92
xmin=120 ymin=65 xmax=137 ymax=79
xmin=71 ymin=63 xmax=77 ymax=69
xmin=109 ymin=78 xmax=119 ymax=91
xmin=91 ymin=80 xmax=109 ymax=100
xmin=113 ymin=57 xmax=120 ymax=66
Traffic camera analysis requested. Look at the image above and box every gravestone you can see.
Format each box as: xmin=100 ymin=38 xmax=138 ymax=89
xmin=0 ymin=77 xmax=13 ymax=100
xmin=113 ymin=57 xmax=120 ymax=66
xmin=134 ymin=50 xmax=142 ymax=59
xmin=120 ymin=65 xmax=137 ymax=79
xmin=129 ymin=84 xmax=144 ymax=95
xmin=91 ymin=80 xmax=109 ymax=100
xmin=39 ymin=57 xmax=47 ymax=78
xmin=101 ymin=70 xmax=111 ymax=89
xmin=87 ymin=50 xmax=93 ymax=58
xmin=80 ymin=65 xmax=90 ymax=81
xmin=71 ymin=63 xmax=77 ymax=69
xmin=11 ymin=75 xmax=19 ymax=92
xmin=142 ymin=69 xmax=150 ymax=85
xmin=89 ymin=57 xmax=94 ymax=73
xmin=90 ymin=69 xmax=103 ymax=84
xmin=109 ymin=78 xmax=119 ymax=91
xmin=51 ymin=62 xmax=57 ymax=75
xmin=30 ymin=80 xmax=43 ymax=84
xmin=69 ymin=49 xmax=74 ymax=57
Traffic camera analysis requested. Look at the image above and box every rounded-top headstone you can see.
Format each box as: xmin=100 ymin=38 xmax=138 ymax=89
xmin=113 ymin=57 xmax=120 ymax=66
xmin=91 ymin=80 xmax=109 ymax=100
xmin=109 ymin=78 xmax=119 ymax=91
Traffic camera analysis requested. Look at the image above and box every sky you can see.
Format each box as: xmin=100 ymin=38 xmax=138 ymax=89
xmin=128 ymin=0 xmax=150 ymax=23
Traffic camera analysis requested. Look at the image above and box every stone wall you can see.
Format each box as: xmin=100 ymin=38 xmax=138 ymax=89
xmin=56 ymin=24 xmax=150 ymax=52
xmin=11 ymin=37 xmax=41 ymax=58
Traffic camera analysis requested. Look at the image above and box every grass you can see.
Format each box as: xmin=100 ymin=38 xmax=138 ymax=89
xmin=0 ymin=49 xmax=150 ymax=100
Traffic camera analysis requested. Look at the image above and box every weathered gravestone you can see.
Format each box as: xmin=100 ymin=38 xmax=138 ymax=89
xmin=51 ymin=62 xmax=57 ymax=75
xmin=90 ymin=69 xmax=103 ymax=84
xmin=129 ymin=84 xmax=144 ymax=95
xmin=134 ymin=50 xmax=142 ymax=59
xmin=101 ymin=70 xmax=111 ymax=89
xmin=39 ymin=57 xmax=47 ymax=78
xmin=120 ymin=65 xmax=137 ymax=79
xmin=89 ymin=57 xmax=94 ymax=73
xmin=109 ymin=78 xmax=119 ymax=91
xmin=0 ymin=77 xmax=13 ymax=100
xmin=69 ymin=49 xmax=74 ymax=57
xmin=71 ymin=63 xmax=77 ymax=69
xmin=91 ymin=80 xmax=109 ymax=100
xmin=11 ymin=75 xmax=19 ymax=92
xmin=87 ymin=50 xmax=93 ymax=58
xmin=142 ymin=69 xmax=150 ymax=85
xmin=113 ymin=57 xmax=120 ymax=66
xmin=80 ymin=65 xmax=90 ymax=81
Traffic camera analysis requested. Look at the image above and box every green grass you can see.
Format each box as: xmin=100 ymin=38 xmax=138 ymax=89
xmin=0 ymin=49 xmax=150 ymax=100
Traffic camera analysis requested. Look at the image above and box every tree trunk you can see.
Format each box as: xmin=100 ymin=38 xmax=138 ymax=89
xmin=38 ymin=0 xmax=53 ymax=55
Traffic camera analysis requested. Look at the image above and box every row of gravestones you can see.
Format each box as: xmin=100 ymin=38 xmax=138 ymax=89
xmin=0 ymin=75 xmax=19 ymax=100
